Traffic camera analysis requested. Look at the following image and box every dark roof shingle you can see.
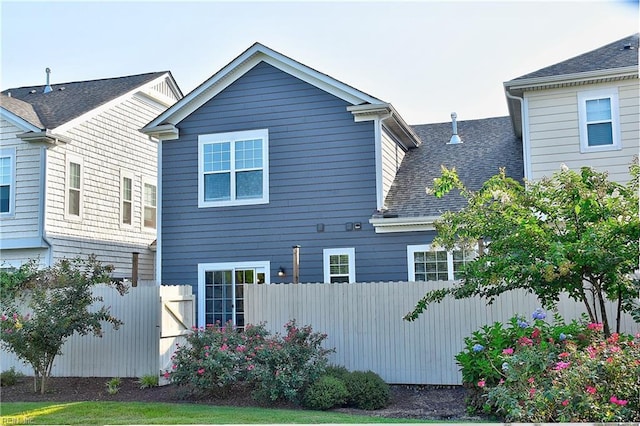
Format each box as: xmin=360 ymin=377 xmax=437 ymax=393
xmin=1 ymin=72 xmax=169 ymax=129
xmin=382 ymin=116 xmax=523 ymax=218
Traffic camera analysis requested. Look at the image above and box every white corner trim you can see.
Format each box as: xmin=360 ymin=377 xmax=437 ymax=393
xmin=369 ymin=216 xmax=440 ymax=233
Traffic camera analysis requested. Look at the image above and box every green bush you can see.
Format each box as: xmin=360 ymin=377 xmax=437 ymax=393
xmin=106 ymin=377 xmax=121 ymax=395
xmin=138 ymin=374 xmax=159 ymax=389
xmin=343 ymin=370 xmax=390 ymax=410
xmin=324 ymin=364 xmax=350 ymax=381
xmin=302 ymin=375 xmax=349 ymax=410
xmin=0 ymin=367 xmax=24 ymax=386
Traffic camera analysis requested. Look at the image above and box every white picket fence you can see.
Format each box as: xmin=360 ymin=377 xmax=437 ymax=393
xmin=0 ymin=283 xmax=194 ymax=378
xmin=244 ymin=281 xmax=639 ymax=385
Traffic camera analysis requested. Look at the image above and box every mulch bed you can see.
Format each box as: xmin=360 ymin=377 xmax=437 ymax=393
xmin=1 ymin=376 xmax=481 ymax=421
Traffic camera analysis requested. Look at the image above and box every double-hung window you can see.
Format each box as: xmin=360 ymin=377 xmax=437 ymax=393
xmin=577 ymin=88 xmax=621 ymax=152
xmin=65 ymin=154 xmax=83 ymax=219
xmin=198 ymin=129 xmax=269 ymax=208
xmin=407 ymin=244 xmax=477 ymax=281
xmin=143 ymin=180 xmax=157 ymax=229
xmin=0 ymin=148 xmax=16 ymax=216
xmin=323 ymin=248 xmax=356 ymax=283
xmin=120 ymin=170 xmax=134 ymax=226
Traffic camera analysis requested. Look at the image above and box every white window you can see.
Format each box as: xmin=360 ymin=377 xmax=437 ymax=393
xmin=198 ymin=129 xmax=269 ymax=208
xmin=577 ymin=88 xmax=621 ymax=153
xmin=407 ymin=244 xmax=477 ymax=281
xmin=0 ymin=148 xmax=16 ymax=216
xmin=323 ymin=248 xmax=356 ymax=283
xmin=120 ymin=170 xmax=134 ymax=227
xmin=65 ymin=154 xmax=83 ymax=219
xmin=197 ymin=261 xmax=270 ymax=328
xmin=143 ymin=178 xmax=157 ymax=229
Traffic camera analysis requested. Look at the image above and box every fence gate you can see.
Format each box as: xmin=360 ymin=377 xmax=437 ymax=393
xmin=159 ymin=285 xmax=195 ymax=382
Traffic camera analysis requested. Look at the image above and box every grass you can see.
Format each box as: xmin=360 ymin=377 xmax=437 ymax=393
xmin=0 ymin=401 xmax=428 ymax=424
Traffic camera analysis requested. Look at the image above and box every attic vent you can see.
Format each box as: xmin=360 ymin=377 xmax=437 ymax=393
xmin=622 ymin=43 xmax=634 ymax=50
xmin=448 ymin=112 xmax=462 ymax=144
xmin=43 ymin=67 xmax=52 ymax=94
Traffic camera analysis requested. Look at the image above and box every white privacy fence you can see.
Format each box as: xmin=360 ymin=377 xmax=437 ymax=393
xmin=244 ymin=281 xmax=639 ymax=385
xmin=1 ymin=283 xmax=194 ymax=378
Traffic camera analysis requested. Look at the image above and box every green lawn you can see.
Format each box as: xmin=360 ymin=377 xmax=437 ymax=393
xmin=0 ymin=401 xmax=428 ymax=425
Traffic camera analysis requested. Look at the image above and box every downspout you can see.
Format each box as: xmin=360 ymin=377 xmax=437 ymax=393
xmin=505 ymin=91 xmax=531 ymax=181
xmin=40 ymin=146 xmax=53 ymax=266
xmin=155 ymin=137 xmax=162 ymax=285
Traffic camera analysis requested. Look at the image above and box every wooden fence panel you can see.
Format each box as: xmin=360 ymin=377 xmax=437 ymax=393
xmin=245 ymin=281 xmax=639 ymax=385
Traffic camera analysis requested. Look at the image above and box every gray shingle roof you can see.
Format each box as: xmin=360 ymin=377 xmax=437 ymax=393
xmin=381 ymin=116 xmax=523 ymax=218
xmin=1 ymin=72 xmax=169 ymax=129
xmin=512 ymin=33 xmax=639 ymax=80
xmin=0 ymin=93 xmax=44 ymax=128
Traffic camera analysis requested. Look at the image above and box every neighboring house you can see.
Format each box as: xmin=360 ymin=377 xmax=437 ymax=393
xmin=0 ymin=71 xmax=182 ymax=281
xmin=142 ymin=43 xmax=521 ymax=326
xmin=504 ymin=33 xmax=639 ymax=184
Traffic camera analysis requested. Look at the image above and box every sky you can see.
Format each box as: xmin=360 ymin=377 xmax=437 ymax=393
xmin=1 ymin=1 xmax=638 ymax=125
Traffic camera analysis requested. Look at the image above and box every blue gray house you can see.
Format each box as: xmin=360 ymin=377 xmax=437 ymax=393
xmin=142 ymin=43 xmax=522 ymax=326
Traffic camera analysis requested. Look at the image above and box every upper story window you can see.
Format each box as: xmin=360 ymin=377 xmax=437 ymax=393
xmin=323 ymin=248 xmax=356 ymax=283
xmin=577 ymin=88 xmax=621 ymax=153
xmin=0 ymin=148 xmax=16 ymax=216
xmin=143 ymin=180 xmax=157 ymax=229
xmin=65 ymin=154 xmax=83 ymax=220
xmin=407 ymin=244 xmax=477 ymax=281
xmin=121 ymin=170 xmax=134 ymax=226
xmin=198 ymin=129 xmax=269 ymax=208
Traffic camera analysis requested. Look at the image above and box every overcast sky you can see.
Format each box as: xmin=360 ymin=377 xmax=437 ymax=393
xmin=1 ymin=1 xmax=638 ymax=124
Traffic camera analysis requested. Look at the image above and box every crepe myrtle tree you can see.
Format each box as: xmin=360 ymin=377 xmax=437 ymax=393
xmin=0 ymin=255 xmax=127 ymax=393
xmin=404 ymin=159 xmax=640 ymax=337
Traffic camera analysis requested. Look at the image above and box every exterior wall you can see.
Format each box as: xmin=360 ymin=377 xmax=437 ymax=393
xmin=381 ymin=128 xmax=406 ymax=205
xmin=525 ymin=79 xmax=639 ymax=183
xmin=161 ymin=62 xmax=434 ymax=287
xmin=0 ymin=119 xmax=44 ymax=243
xmin=40 ymin=87 xmax=175 ymax=279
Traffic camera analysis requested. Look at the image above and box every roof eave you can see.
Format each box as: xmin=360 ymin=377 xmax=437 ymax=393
xmin=347 ymin=103 xmax=422 ymax=148
xmin=17 ymin=130 xmax=71 ymax=144
xmin=369 ymin=216 xmax=440 ymax=233
xmin=139 ymin=123 xmax=179 ymax=140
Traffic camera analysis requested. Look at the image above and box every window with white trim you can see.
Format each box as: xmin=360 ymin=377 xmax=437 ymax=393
xmin=65 ymin=154 xmax=83 ymax=219
xmin=120 ymin=170 xmax=134 ymax=226
xmin=0 ymin=148 xmax=16 ymax=216
xmin=197 ymin=261 xmax=270 ymax=328
xmin=143 ymin=179 xmax=157 ymax=229
xmin=323 ymin=248 xmax=356 ymax=283
xmin=407 ymin=244 xmax=477 ymax=281
xmin=198 ymin=129 xmax=269 ymax=208
xmin=577 ymin=88 xmax=621 ymax=152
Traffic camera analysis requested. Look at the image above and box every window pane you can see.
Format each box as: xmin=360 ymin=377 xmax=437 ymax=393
xmin=203 ymin=142 xmax=230 ymax=172
xmin=330 ymin=276 xmax=350 ymax=283
xmin=586 ymin=98 xmax=611 ymax=122
xmin=0 ymin=186 xmax=9 ymax=213
xmin=587 ymin=123 xmax=613 ymax=146
xmin=69 ymin=163 xmax=81 ymax=189
xmin=0 ymin=157 xmax=10 ymax=185
xmin=414 ymin=250 xmax=448 ymax=281
xmin=69 ymin=189 xmax=80 ymax=216
xmin=144 ymin=206 xmax=156 ymax=228
xmin=123 ymin=201 xmax=132 ymax=225
xmin=236 ymin=170 xmax=262 ymax=199
xmin=235 ymin=139 xmax=262 ymax=169
xmin=205 ymin=173 xmax=230 ymax=201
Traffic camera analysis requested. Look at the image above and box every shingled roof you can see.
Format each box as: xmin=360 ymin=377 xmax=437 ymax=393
xmin=1 ymin=72 xmax=171 ymax=130
xmin=380 ymin=116 xmax=523 ymax=219
xmin=513 ymin=33 xmax=639 ymax=80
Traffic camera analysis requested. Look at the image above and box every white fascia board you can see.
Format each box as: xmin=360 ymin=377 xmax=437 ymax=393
xmin=504 ymin=66 xmax=638 ymax=94
xmin=0 ymin=108 xmax=42 ymax=132
xmin=143 ymin=43 xmax=385 ymax=131
xmin=369 ymin=216 xmax=440 ymax=233
xmin=54 ymin=72 xmax=175 ymax=134
xmin=17 ymin=130 xmax=71 ymax=144
xmin=141 ymin=124 xmax=179 ymax=140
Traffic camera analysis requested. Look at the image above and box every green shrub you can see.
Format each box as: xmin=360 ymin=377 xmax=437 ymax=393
xmin=302 ymin=375 xmax=349 ymax=410
xmin=0 ymin=367 xmax=24 ymax=386
xmin=138 ymin=374 xmax=159 ymax=389
xmin=106 ymin=377 xmax=121 ymax=395
xmin=324 ymin=364 xmax=350 ymax=381
xmin=343 ymin=370 xmax=390 ymax=410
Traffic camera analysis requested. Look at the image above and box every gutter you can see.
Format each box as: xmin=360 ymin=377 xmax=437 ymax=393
xmin=504 ymin=66 xmax=638 ymax=94
xmin=504 ymin=91 xmax=531 ymax=182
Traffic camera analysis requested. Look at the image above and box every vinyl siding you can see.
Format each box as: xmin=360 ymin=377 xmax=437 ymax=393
xmin=381 ymin=129 xmax=405 ymax=205
xmin=161 ymin=62 xmax=434 ymax=287
xmin=526 ymin=79 xmax=639 ymax=183
xmin=0 ymin=119 xmax=43 ymax=239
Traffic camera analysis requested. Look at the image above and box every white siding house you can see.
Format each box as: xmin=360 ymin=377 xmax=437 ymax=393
xmin=0 ymin=72 xmax=182 ymax=280
xmin=504 ymin=34 xmax=639 ymax=184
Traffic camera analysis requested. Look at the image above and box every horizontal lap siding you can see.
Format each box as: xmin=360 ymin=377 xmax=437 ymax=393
xmin=162 ymin=62 xmax=435 ymax=287
xmin=527 ymin=80 xmax=639 ymax=184
xmin=245 ymin=282 xmax=639 ymax=385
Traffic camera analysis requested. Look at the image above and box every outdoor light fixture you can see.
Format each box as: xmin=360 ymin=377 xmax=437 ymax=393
xmin=278 ymin=267 xmax=286 ymax=277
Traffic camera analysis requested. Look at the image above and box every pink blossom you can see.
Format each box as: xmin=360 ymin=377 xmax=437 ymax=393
xmin=163 ymin=371 xmax=170 ymax=379
xmin=529 ymin=388 xmax=536 ymax=398
xmin=477 ymin=380 xmax=486 ymax=388
xmin=561 ymin=399 xmax=569 ymax=406
xmin=12 ymin=313 xmax=18 ymax=320
xmin=609 ymin=345 xmax=621 ymax=353
xmin=172 ymin=364 xmax=177 ymax=370
xmin=586 ymin=386 xmax=597 ymax=395
xmin=220 ymin=344 xmax=229 ymax=352
xmin=558 ymin=352 xmax=570 ymax=358
xmin=0 ymin=314 xmax=6 ymax=321
xmin=502 ymin=348 xmax=514 ymax=355
xmin=197 ymin=368 xmax=205 ymax=375
xmin=527 ymin=377 xmax=535 ymax=384
xmin=499 ymin=379 xmax=505 ymax=385
xmin=247 ymin=364 xmax=255 ymax=371
xmin=236 ymin=345 xmax=246 ymax=352
xmin=205 ymin=352 xmax=210 ymax=358
xmin=204 ymin=345 xmax=210 ymax=350
xmin=610 ymin=396 xmax=628 ymax=406
xmin=518 ymin=337 xmax=533 ymax=346
xmin=554 ymin=361 xmax=571 ymax=371
xmin=587 ymin=323 xmax=603 ymax=331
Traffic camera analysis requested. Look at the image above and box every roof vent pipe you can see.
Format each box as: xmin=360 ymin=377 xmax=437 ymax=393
xmin=43 ymin=68 xmax=52 ymax=93
xmin=448 ymin=112 xmax=462 ymax=144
